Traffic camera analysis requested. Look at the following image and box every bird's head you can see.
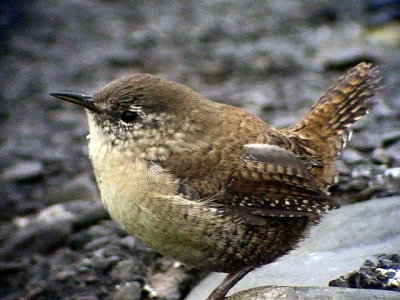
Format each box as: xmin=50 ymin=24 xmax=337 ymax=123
xmin=51 ymin=74 xmax=217 ymax=160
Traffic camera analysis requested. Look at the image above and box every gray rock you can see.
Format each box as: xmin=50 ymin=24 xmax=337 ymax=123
xmin=119 ymin=236 xmax=137 ymax=250
xmin=83 ymin=236 xmax=113 ymax=251
xmin=341 ymin=149 xmax=365 ymax=165
xmin=92 ymin=255 xmax=121 ymax=273
xmin=54 ymin=269 xmax=77 ymax=282
xmin=381 ymin=132 xmax=400 ymax=148
xmin=312 ymin=24 xmax=381 ymax=71
xmin=321 ymin=47 xmax=380 ymax=71
xmin=111 ymin=260 xmax=137 ymax=283
xmin=2 ymin=160 xmax=43 ymax=182
xmin=74 ymin=296 xmax=99 ymax=300
xmin=70 ymin=202 xmax=109 ymax=231
xmin=351 ymin=133 xmax=381 ymax=153
xmin=372 ymin=149 xmax=393 ymax=165
xmin=149 ymin=258 xmax=187 ymax=300
xmin=385 ymin=168 xmax=400 ymax=179
xmin=46 ymin=174 xmax=99 ymax=203
xmin=0 ymin=220 xmax=73 ymax=259
xmin=61 ymin=174 xmax=98 ymax=201
xmin=385 ymin=141 xmax=400 ymax=163
xmin=113 ymin=281 xmax=142 ymax=300
xmin=227 ymin=286 xmax=400 ymax=300
xmin=329 ymin=253 xmax=400 ymax=292
xmin=186 ymin=196 xmax=400 ymax=300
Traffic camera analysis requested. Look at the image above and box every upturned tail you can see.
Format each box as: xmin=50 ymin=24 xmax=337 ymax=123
xmin=285 ymin=62 xmax=382 ymax=188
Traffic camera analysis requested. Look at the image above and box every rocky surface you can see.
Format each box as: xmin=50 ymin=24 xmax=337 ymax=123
xmin=330 ymin=254 xmax=400 ymax=292
xmin=227 ymin=286 xmax=400 ymax=300
xmin=1 ymin=0 xmax=400 ymax=299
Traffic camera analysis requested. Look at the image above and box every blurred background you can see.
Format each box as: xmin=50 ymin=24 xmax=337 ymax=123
xmin=0 ymin=0 xmax=399 ymax=299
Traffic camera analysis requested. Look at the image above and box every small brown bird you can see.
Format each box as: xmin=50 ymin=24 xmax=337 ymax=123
xmin=51 ymin=62 xmax=381 ymax=300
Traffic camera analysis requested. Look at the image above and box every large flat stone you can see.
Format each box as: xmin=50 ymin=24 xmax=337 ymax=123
xmin=228 ymin=286 xmax=400 ymax=300
xmin=186 ymin=196 xmax=400 ymax=299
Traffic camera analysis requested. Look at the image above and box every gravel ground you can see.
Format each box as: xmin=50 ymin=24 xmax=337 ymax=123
xmin=1 ymin=1 xmax=399 ymax=299
xmin=330 ymin=253 xmax=400 ymax=292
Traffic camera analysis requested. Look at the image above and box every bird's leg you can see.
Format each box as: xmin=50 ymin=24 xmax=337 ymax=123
xmin=206 ymin=266 xmax=254 ymax=300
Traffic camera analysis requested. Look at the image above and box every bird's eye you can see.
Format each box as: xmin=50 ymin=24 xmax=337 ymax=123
xmin=120 ymin=110 xmax=139 ymax=124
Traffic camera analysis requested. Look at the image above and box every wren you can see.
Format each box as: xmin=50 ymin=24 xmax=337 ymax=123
xmin=51 ymin=62 xmax=381 ymax=300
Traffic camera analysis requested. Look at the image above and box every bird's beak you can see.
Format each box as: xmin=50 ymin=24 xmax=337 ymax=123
xmin=50 ymin=92 xmax=99 ymax=113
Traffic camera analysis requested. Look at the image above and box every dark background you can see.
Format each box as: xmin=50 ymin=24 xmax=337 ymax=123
xmin=1 ymin=1 xmax=399 ymax=299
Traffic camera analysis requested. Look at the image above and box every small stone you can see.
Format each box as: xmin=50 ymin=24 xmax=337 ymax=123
xmin=330 ymin=253 xmax=400 ymax=292
xmin=36 ymin=204 xmax=75 ymax=224
xmin=87 ymin=223 xmax=115 ymax=238
xmin=71 ymin=203 xmax=109 ymax=231
xmin=351 ymin=135 xmax=380 ymax=153
xmin=372 ymin=148 xmax=392 ymax=165
xmin=57 ymin=174 xmax=99 ymax=203
xmin=387 ymin=254 xmax=400 ymax=263
xmin=83 ymin=236 xmax=113 ymax=251
xmin=119 ymin=236 xmax=136 ymax=250
xmin=384 ymin=168 xmax=400 ymax=178
xmin=84 ymin=275 xmax=98 ymax=283
xmin=342 ymin=149 xmax=364 ymax=165
xmin=113 ymin=281 xmax=142 ymax=300
xmin=381 ymin=131 xmax=400 ymax=148
xmin=0 ymin=261 xmax=27 ymax=273
xmin=385 ymin=141 xmax=400 ymax=163
xmin=111 ymin=259 xmax=137 ymax=282
xmin=54 ymin=269 xmax=76 ymax=281
xmin=342 ymin=177 xmax=368 ymax=193
xmin=318 ymin=45 xmax=379 ymax=71
xmin=67 ymin=230 xmax=93 ymax=250
xmin=92 ymin=256 xmax=120 ymax=273
xmin=0 ymin=221 xmax=73 ymax=259
xmin=149 ymin=258 xmax=187 ymax=300
xmin=2 ymin=160 xmax=43 ymax=182
xmin=74 ymin=296 xmax=99 ymax=300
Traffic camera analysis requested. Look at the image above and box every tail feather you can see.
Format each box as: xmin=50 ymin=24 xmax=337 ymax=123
xmin=289 ymin=62 xmax=382 ymax=157
xmin=284 ymin=62 xmax=382 ymax=190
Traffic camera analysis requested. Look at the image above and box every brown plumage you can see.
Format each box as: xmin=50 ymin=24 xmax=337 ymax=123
xmin=285 ymin=62 xmax=382 ymax=189
xmin=51 ymin=62 xmax=382 ymax=300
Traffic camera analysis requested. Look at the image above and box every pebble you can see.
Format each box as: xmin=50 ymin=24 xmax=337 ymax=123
xmin=56 ymin=174 xmax=99 ymax=203
xmin=149 ymin=257 xmax=186 ymax=300
xmin=67 ymin=230 xmax=93 ymax=250
xmin=55 ymin=269 xmax=77 ymax=281
xmin=2 ymin=160 xmax=43 ymax=182
xmin=318 ymin=45 xmax=380 ymax=71
xmin=119 ymin=236 xmax=137 ymax=250
xmin=0 ymin=221 xmax=73 ymax=259
xmin=385 ymin=168 xmax=400 ymax=178
xmin=330 ymin=253 xmax=400 ymax=292
xmin=72 ymin=203 xmax=109 ymax=231
xmin=111 ymin=259 xmax=137 ymax=282
xmin=74 ymin=296 xmax=99 ymax=300
xmin=381 ymin=131 xmax=400 ymax=148
xmin=36 ymin=204 xmax=75 ymax=224
xmin=385 ymin=141 xmax=400 ymax=163
xmin=92 ymin=256 xmax=120 ymax=273
xmin=341 ymin=149 xmax=364 ymax=165
xmin=351 ymin=134 xmax=381 ymax=153
xmin=371 ymin=148 xmax=393 ymax=165
xmin=83 ymin=236 xmax=113 ymax=251
xmin=113 ymin=281 xmax=142 ymax=300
